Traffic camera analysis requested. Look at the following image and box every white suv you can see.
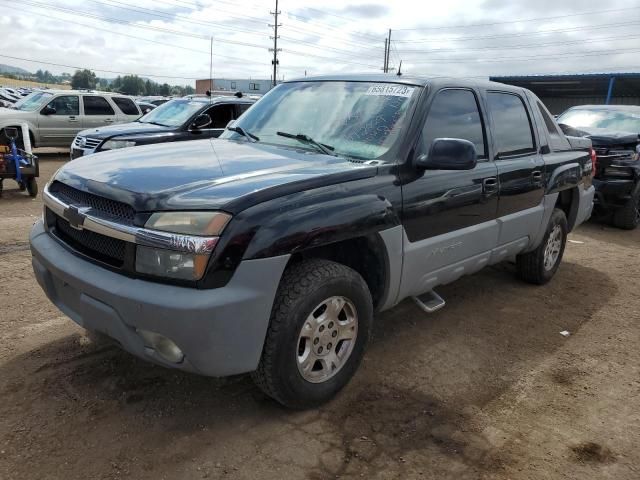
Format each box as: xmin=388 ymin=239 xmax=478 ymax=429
xmin=0 ymin=90 xmax=142 ymax=148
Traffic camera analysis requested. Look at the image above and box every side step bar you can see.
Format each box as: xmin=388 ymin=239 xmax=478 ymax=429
xmin=412 ymin=290 xmax=446 ymax=313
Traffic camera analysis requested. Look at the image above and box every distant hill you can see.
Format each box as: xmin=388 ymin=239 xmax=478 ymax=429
xmin=0 ymin=64 xmax=31 ymax=75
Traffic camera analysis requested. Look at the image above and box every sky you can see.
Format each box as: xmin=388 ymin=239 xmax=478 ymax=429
xmin=1 ymin=0 xmax=640 ymax=86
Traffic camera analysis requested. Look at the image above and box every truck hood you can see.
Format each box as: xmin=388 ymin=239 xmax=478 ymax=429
xmin=78 ymin=121 xmax=174 ymax=140
xmin=55 ymin=138 xmax=377 ymax=213
xmin=566 ymin=126 xmax=639 ymax=146
xmin=0 ymin=107 xmax=32 ymax=119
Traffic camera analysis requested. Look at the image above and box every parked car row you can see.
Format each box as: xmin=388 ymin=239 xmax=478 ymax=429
xmin=31 ymin=75 xmax=596 ymax=408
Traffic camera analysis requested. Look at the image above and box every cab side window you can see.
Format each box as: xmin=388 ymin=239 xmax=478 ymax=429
xmin=83 ymin=96 xmax=115 ymax=116
xmin=487 ymin=92 xmax=535 ymax=157
xmin=45 ymin=96 xmax=79 ymax=115
xmin=205 ymin=104 xmax=236 ymax=128
xmin=420 ymin=89 xmax=486 ymax=159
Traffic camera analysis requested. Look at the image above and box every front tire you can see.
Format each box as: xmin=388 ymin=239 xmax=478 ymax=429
xmin=252 ymin=259 xmax=373 ymax=409
xmin=611 ymin=183 xmax=640 ymax=230
xmin=517 ymin=208 xmax=568 ymax=285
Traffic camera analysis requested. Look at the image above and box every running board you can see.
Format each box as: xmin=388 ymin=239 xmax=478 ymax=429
xmin=412 ymin=290 xmax=446 ymax=313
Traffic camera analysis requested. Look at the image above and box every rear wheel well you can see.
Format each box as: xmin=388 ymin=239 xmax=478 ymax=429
xmin=0 ymin=126 xmax=35 ymax=149
xmin=555 ymin=187 xmax=579 ymax=231
xmin=287 ymin=235 xmax=388 ymax=310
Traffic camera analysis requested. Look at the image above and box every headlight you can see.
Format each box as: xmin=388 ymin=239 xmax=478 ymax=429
xmin=145 ymin=211 xmax=231 ymax=236
xmin=136 ymin=246 xmax=210 ymax=280
xmin=101 ymin=139 xmax=136 ymax=150
xmin=135 ymin=211 xmax=232 ymax=280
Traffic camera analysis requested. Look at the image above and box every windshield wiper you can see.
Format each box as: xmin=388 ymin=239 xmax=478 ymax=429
xmin=276 ymin=131 xmax=337 ymax=156
xmin=140 ymin=120 xmax=168 ymax=127
xmin=228 ymin=126 xmax=259 ymax=142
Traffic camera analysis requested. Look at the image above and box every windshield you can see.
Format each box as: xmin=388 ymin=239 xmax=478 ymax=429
xmin=558 ymin=108 xmax=640 ymax=133
xmin=220 ymin=81 xmax=420 ymax=160
xmin=14 ymin=91 xmax=53 ymax=111
xmin=138 ymin=99 xmax=205 ymax=127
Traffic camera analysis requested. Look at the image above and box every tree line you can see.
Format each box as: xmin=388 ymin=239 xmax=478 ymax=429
xmin=72 ymin=69 xmax=194 ymax=96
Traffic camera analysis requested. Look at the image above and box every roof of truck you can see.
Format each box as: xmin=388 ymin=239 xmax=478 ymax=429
xmin=285 ymin=73 xmax=521 ymax=91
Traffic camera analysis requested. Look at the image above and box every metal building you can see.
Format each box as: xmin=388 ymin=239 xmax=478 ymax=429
xmin=490 ymin=73 xmax=640 ymax=115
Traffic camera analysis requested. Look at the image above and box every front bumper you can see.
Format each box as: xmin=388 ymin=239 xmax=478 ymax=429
xmin=70 ymin=147 xmax=97 ymax=160
xmin=30 ymin=221 xmax=289 ymax=376
xmin=593 ymin=178 xmax=636 ymax=211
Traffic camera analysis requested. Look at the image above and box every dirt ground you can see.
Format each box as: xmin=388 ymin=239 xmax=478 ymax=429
xmin=1 ymin=153 xmax=639 ymax=480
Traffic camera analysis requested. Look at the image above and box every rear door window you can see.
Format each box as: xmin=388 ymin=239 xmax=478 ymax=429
xmin=113 ymin=97 xmax=140 ymax=115
xmin=83 ymin=96 xmax=115 ymax=115
xmin=420 ymin=88 xmax=487 ymax=159
xmin=487 ymin=92 xmax=536 ymax=157
xmin=537 ymin=101 xmax=571 ymax=151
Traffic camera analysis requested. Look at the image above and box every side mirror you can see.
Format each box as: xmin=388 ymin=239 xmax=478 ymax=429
xmin=191 ymin=113 xmax=212 ymax=130
xmin=41 ymin=105 xmax=56 ymax=115
xmin=415 ymin=138 xmax=477 ymax=170
xmin=226 ymin=119 xmax=236 ymax=129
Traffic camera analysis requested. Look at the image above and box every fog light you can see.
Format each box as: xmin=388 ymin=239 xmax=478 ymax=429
xmin=138 ymin=329 xmax=184 ymax=364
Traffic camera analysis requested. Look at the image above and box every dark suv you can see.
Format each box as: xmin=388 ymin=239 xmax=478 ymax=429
xmin=558 ymin=105 xmax=640 ymax=229
xmin=71 ymin=96 xmax=254 ymax=159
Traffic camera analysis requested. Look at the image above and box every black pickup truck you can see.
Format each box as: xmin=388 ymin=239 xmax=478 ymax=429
xmin=557 ymin=105 xmax=640 ymax=229
xmin=30 ymin=75 xmax=594 ymax=408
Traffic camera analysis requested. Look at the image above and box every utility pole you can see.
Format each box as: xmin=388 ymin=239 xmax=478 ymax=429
xmin=384 ymin=29 xmax=392 ymax=73
xmin=383 ymin=38 xmax=388 ymax=73
xmin=269 ymin=0 xmax=281 ymax=87
xmin=209 ymin=36 xmax=213 ymax=101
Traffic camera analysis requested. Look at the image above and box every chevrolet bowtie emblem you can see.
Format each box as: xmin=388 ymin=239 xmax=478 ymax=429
xmin=63 ymin=205 xmax=91 ymax=230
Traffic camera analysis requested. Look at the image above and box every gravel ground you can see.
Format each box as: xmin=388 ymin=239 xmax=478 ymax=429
xmin=0 ymin=153 xmax=639 ymax=480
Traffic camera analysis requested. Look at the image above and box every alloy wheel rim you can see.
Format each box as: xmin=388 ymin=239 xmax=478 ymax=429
xmin=296 ymin=296 xmax=358 ymax=384
xmin=543 ymin=224 xmax=563 ymax=271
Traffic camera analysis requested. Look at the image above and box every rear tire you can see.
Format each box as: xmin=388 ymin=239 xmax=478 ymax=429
xmin=611 ymin=184 xmax=640 ymax=230
xmin=517 ymin=208 xmax=568 ymax=285
xmin=252 ymin=259 xmax=373 ymax=409
xmin=26 ymin=178 xmax=38 ymax=197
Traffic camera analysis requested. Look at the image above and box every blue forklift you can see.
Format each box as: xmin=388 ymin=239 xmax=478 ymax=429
xmin=0 ymin=126 xmax=39 ymax=197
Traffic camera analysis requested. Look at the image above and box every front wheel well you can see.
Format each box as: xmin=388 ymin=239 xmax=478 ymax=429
xmin=287 ymin=235 xmax=388 ymax=311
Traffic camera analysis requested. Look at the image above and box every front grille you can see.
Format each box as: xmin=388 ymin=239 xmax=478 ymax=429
xmin=73 ymin=136 xmax=102 ymax=149
xmin=53 ymin=213 xmax=126 ymax=267
xmin=49 ymin=181 xmax=135 ymax=223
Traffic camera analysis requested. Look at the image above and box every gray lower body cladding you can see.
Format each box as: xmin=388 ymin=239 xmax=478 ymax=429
xmin=381 ymin=187 xmax=594 ymax=307
xmin=30 ymin=221 xmax=289 ymax=377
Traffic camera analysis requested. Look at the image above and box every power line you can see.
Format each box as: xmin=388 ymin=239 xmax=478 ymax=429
xmin=395 ymin=6 xmax=640 ymax=31
xmin=407 ymin=47 xmax=640 ymax=64
xmin=396 ymin=33 xmax=640 ymax=54
xmin=15 ymin=5 xmax=263 ymax=65
xmin=86 ymin=0 xmax=271 ymax=38
xmin=394 ymin=20 xmax=640 ymax=43
xmin=14 ymin=0 xmax=381 ymax=69
xmin=0 ymin=54 xmax=202 ymax=80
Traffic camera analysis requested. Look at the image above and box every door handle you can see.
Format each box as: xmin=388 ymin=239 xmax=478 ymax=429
xmin=104 ymin=118 xmax=114 ymax=123
xmin=532 ymin=170 xmax=544 ymax=186
xmin=68 ymin=116 xmax=78 ymax=122
xmin=483 ymin=177 xmax=498 ymax=193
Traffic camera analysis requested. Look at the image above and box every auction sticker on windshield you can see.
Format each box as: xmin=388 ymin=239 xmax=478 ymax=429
xmin=365 ymin=85 xmax=415 ymax=98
